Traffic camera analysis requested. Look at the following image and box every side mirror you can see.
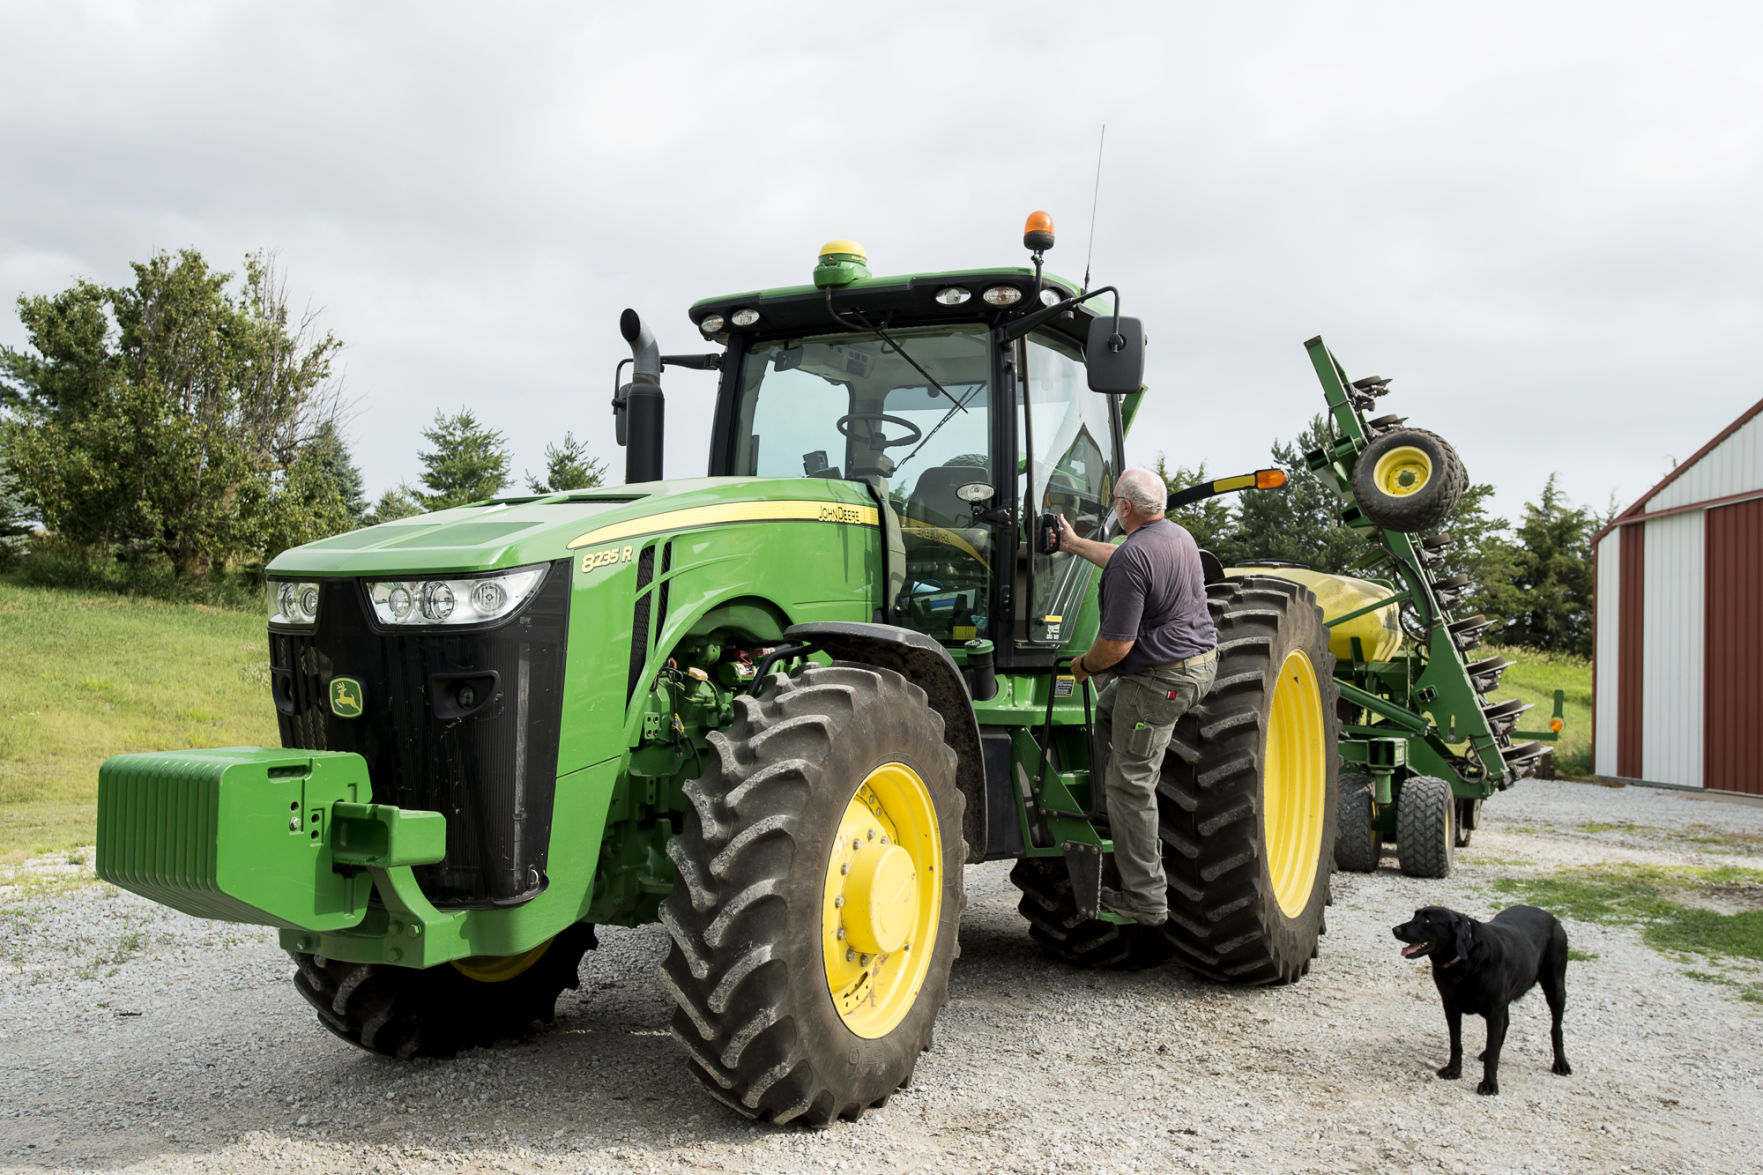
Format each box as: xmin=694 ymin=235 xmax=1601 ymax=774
xmin=1085 ymin=316 xmax=1146 ymax=394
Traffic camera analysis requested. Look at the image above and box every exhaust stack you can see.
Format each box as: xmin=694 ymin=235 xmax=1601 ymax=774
xmin=614 ymin=308 xmax=665 ymax=485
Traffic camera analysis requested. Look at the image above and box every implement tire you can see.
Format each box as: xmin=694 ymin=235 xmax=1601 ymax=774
xmin=1159 ymin=575 xmax=1340 ymax=984
xmin=659 ymin=662 xmax=965 ymax=1126
xmin=289 ymin=922 xmax=597 ymax=1058
xmin=1334 ymin=772 xmax=1382 ymax=873
xmin=1397 ymin=775 xmax=1456 ymax=879
xmin=1353 ymin=428 xmax=1467 ymax=533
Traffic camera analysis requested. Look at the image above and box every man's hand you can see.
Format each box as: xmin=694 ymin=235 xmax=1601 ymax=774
xmin=1071 ymin=637 xmax=1134 ymax=686
xmin=1054 ymin=512 xmax=1078 ymax=552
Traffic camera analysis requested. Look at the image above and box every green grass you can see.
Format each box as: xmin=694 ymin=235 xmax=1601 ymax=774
xmin=1493 ymin=864 xmax=1763 ymax=1002
xmin=0 ymin=577 xmax=277 ymax=859
xmin=1479 ymin=643 xmax=1593 ymax=777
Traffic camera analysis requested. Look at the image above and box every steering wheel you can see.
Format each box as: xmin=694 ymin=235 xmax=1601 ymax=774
xmin=836 ymin=412 xmax=923 ymax=449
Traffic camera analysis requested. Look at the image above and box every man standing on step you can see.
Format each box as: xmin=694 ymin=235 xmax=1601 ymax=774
xmin=1058 ymin=467 xmax=1218 ymax=927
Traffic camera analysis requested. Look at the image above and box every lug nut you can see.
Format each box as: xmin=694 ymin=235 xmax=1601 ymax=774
xmin=846 ymin=949 xmax=856 ymax=962
xmin=859 ymin=954 xmax=870 ymax=966
xmin=867 ymin=828 xmax=876 ymax=840
xmin=833 ymin=896 xmax=844 ymax=908
xmin=836 ymin=928 xmax=845 ymax=940
xmin=879 ymin=835 xmax=889 ymax=845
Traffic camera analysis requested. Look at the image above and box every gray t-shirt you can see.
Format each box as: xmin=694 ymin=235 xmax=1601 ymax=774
xmin=1097 ymin=518 xmax=1217 ymax=675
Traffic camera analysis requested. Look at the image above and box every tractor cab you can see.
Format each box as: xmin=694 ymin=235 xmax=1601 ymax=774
xmin=648 ymin=218 xmax=1147 ymax=668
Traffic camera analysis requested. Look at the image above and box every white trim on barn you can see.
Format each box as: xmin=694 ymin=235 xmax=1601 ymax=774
xmin=1593 ymin=536 xmax=1621 ymax=778
xmin=1639 ymin=511 xmax=1702 ymax=789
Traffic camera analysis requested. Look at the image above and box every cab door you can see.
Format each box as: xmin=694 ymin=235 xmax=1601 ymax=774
xmin=1013 ymin=330 xmax=1121 ymax=654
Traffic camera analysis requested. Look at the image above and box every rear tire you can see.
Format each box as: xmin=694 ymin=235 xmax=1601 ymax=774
xmin=1160 ymin=575 xmax=1341 ymax=984
xmin=290 ymin=923 xmax=597 ymax=1058
xmin=1334 ymin=773 xmax=1382 ymax=873
xmin=659 ymin=662 xmax=965 ymax=1125
xmin=1008 ymin=577 xmax=1340 ymax=983
xmin=1397 ymin=775 xmax=1456 ymax=878
xmin=1353 ymin=428 xmax=1466 ymax=533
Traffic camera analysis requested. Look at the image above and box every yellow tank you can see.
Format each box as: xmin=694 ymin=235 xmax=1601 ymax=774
xmin=1223 ymin=566 xmax=1404 ymax=663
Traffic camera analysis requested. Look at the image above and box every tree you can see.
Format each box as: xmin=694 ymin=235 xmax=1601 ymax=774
xmin=308 ymin=419 xmax=367 ymax=522
xmin=365 ymin=482 xmax=424 ymax=526
xmin=526 ymin=431 xmax=605 ymax=494
xmin=1430 ymin=482 xmax=1520 ymax=631
xmin=1474 ymin=475 xmax=1596 ymax=654
xmin=0 ymin=463 xmax=33 ymax=567
xmin=1230 ymin=415 xmax=1366 ymax=573
xmin=0 ymin=249 xmax=344 ymax=578
xmin=245 ymin=443 xmax=356 ymax=561
xmin=416 ymin=409 xmax=510 ymax=510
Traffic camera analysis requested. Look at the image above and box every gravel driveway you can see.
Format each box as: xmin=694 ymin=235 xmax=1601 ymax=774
xmin=4 ymin=778 xmax=1761 ymax=1174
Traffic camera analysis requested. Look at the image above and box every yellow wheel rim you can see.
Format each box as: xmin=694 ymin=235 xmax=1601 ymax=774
xmin=1372 ymin=445 xmax=1432 ymax=498
xmin=1263 ymin=650 xmax=1327 ymax=918
xmin=821 ymin=762 xmax=942 ymax=1039
xmin=451 ymin=935 xmax=554 ymax=983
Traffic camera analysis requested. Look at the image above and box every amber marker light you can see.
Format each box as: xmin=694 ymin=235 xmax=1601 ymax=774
xmin=1551 ymin=718 xmax=1565 ymax=733
xmin=1255 ymin=469 xmax=1288 ymax=489
xmin=1023 ymin=210 xmax=1055 ymax=251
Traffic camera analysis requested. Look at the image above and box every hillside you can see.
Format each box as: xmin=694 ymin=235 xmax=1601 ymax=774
xmin=0 ymin=579 xmax=277 ymax=859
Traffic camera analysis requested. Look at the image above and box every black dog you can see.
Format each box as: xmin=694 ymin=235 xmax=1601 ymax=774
xmin=1392 ymin=905 xmax=1572 ymax=1095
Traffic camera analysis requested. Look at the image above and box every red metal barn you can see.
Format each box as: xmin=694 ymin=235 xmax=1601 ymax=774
xmin=1593 ymin=397 xmax=1763 ymax=794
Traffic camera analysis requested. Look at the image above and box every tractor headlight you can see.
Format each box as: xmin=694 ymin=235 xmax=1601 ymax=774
xmin=269 ymin=580 xmax=322 ymax=627
xmin=367 ymin=565 xmax=548 ymax=628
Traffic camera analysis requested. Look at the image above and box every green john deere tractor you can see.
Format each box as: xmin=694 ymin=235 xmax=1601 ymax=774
xmin=96 ymin=215 xmax=1341 ymax=1125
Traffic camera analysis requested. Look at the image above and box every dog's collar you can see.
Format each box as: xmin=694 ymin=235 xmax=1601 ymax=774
xmin=1439 ymin=955 xmax=1463 ymax=967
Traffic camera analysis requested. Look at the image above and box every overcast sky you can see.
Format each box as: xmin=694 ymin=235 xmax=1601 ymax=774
xmin=2 ymin=1 xmax=1758 ymax=526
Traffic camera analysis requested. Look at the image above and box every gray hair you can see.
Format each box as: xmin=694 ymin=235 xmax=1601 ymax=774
xmin=1115 ymin=467 xmax=1166 ymax=517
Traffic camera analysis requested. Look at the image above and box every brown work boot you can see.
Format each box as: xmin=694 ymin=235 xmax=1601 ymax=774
xmin=1099 ymin=887 xmax=1167 ymax=927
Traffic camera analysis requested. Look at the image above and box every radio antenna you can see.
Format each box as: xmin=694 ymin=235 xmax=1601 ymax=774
xmin=1082 ymin=124 xmax=1106 ymax=294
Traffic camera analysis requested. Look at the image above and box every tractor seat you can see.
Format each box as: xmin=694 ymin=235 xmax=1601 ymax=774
xmin=903 ymin=464 xmax=991 ymax=557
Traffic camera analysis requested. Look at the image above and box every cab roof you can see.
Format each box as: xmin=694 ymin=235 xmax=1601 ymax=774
xmin=688 ymin=266 xmax=1097 ymax=347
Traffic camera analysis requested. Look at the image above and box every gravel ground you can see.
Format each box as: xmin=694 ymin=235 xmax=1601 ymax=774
xmin=3 ymin=778 xmax=1761 ymax=1174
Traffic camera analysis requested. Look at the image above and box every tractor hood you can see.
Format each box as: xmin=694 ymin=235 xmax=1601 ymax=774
xmin=267 ymin=477 xmax=880 ymax=577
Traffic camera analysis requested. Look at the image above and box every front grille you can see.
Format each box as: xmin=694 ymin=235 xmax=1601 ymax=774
xmin=269 ymin=560 xmax=571 ymax=907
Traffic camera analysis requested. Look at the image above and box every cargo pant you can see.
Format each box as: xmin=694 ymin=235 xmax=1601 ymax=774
xmin=1096 ymin=651 xmax=1218 ymax=915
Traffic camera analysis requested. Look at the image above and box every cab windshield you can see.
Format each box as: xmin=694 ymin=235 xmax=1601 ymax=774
xmin=733 ymin=326 xmax=995 ymax=643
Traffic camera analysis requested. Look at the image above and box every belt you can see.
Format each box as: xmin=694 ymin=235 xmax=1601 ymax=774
xmin=1152 ymin=649 xmax=1217 ymax=671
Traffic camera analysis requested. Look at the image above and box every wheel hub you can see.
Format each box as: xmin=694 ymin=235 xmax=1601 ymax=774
xmin=1372 ymin=445 xmax=1432 ymax=498
xmin=821 ymin=763 xmax=941 ymax=1039
xmin=844 ymin=843 xmax=918 ymax=955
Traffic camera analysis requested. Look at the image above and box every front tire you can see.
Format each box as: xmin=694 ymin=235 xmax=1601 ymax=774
xmin=290 ymin=923 xmax=597 ymax=1058
xmin=659 ymin=662 xmax=965 ymax=1125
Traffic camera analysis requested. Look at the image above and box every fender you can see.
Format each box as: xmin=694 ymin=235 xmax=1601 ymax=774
xmin=786 ymin=621 xmax=986 ymax=863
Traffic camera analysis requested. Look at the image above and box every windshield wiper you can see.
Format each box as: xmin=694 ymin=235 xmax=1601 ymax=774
xmin=823 ymin=290 xmax=967 ymax=415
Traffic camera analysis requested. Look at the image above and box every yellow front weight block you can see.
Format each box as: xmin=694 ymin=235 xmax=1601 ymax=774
xmin=1263 ymin=650 xmax=1327 ymax=918
xmin=822 ymin=762 xmax=941 ymax=1039
xmin=1372 ymin=445 xmax=1432 ymax=498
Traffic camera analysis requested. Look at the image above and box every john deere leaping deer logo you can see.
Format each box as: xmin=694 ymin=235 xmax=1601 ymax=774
xmin=329 ymin=676 xmax=365 ymax=719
